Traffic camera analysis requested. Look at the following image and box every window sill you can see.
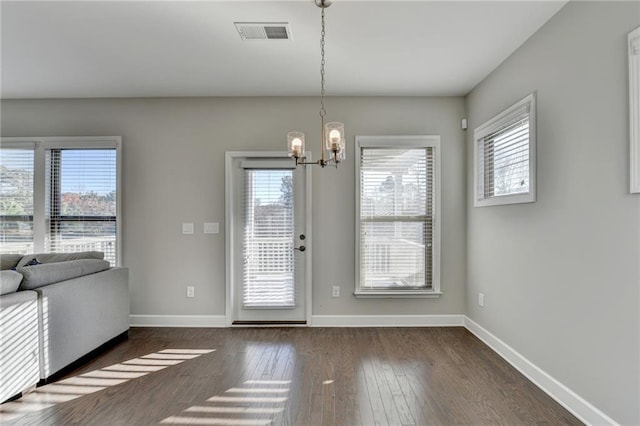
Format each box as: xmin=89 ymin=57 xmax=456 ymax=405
xmin=354 ymin=290 xmax=442 ymax=299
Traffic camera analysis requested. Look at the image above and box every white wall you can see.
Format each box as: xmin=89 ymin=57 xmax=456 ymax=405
xmin=0 ymin=96 xmax=467 ymax=317
xmin=466 ymin=2 xmax=640 ymax=424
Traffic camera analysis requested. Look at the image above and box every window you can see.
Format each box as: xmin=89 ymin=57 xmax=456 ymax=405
xmin=355 ymin=136 xmax=441 ymax=298
xmin=0 ymin=137 xmax=121 ymax=265
xmin=474 ymin=93 xmax=536 ymax=207
xmin=0 ymin=148 xmax=34 ymax=253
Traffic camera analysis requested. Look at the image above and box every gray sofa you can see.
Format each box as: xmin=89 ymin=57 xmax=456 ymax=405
xmin=0 ymin=252 xmax=129 ymax=402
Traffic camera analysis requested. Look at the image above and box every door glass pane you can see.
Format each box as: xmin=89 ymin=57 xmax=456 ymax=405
xmin=242 ymin=169 xmax=295 ymax=308
xmin=0 ymin=148 xmax=35 ymax=254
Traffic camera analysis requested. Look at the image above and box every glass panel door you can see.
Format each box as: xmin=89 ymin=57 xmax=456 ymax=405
xmin=230 ymin=155 xmax=307 ymax=324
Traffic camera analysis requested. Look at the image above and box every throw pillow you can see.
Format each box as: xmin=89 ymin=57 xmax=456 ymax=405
xmin=17 ymin=259 xmax=111 ymax=290
xmin=16 ymin=251 xmax=105 ymax=268
xmin=0 ymin=254 xmax=23 ymax=271
xmin=0 ymin=270 xmax=24 ymax=295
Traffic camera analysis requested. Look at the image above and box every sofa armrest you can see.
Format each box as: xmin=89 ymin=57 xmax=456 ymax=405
xmin=36 ymin=267 xmax=129 ymax=378
xmin=0 ymin=290 xmax=40 ymax=402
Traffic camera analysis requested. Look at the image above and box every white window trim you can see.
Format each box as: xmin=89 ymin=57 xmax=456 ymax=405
xmin=473 ymin=92 xmax=537 ymax=207
xmin=630 ymin=26 xmax=640 ymax=193
xmin=0 ymin=136 xmax=122 ymax=266
xmin=354 ymin=135 xmax=441 ymax=299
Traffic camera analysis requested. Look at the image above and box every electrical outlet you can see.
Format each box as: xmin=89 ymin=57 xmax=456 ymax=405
xmin=478 ymin=292 xmax=484 ymax=307
xmin=332 ymin=286 xmax=340 ymax=298
xmin=187 ymin=286 xmax=195 ymax=298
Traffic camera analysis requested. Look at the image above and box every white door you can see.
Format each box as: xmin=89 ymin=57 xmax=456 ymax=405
xmin=226 ymin=153 xmax=309 ymax=325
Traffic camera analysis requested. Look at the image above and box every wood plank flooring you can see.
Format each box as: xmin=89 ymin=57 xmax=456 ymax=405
xmin=1 ymin=327 xmax=582 ymax=425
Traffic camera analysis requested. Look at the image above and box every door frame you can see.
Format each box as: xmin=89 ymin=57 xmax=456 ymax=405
xmin=225 ymin=151 xmax=312 ymax=327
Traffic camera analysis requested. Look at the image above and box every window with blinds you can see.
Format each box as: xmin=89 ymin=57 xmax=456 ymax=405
xmin=474 ymin=93 xmax=536 ymax=207
xmin=242 ymin=169 xmax=295 ymax=308
xmin=0 ymin=137 xmax=120 ymax=264
xmin=356 ymin=136 xmax=441 ymax=297
xmin=46 ymin=149 xmax=117 ymax=265
xmin=0 ymin=148 xmax=35 ymax=254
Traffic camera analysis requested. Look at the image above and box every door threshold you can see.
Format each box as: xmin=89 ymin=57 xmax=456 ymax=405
xmin=232 ymin=320 xmax=307 ymax=327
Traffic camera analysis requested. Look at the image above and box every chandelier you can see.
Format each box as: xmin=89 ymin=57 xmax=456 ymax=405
xmin=287 ymin=0 xmax=345 ymax=167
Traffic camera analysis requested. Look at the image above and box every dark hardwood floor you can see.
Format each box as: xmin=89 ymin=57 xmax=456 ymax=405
xmin=1 ymin=327 xmax=582 ymax=425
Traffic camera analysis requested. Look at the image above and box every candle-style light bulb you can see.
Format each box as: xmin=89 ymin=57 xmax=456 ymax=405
xmin=287 ymin=131 xmax=305 ymax=159
xmin=324 ymin=122 xmax=345 ymax=161
xmin=329 ymin=129 xmax=341 ymax=152
xmin=291 ymin=138 xmax=302 ymax=157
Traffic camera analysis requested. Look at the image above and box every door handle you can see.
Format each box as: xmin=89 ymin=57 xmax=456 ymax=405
xmin=294 ymin=245 xmax=306 ymax=252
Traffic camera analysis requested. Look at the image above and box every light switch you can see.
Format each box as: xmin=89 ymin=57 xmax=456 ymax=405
xmin=182 ymin=223 xmax=194 ymax=234
xmin=204 ymin=222 xmax=219 ymax=234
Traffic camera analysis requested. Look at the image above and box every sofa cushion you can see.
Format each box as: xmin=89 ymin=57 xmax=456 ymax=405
xmin=0 ymin=270 xmax=23 ymax=295
xmin=18 ymin=259 xmax=111 ymax=290
xmin=1 ymin=254 xmax=23 ymax=270
xmin=17 ymin=251 xmax=104 ymax=268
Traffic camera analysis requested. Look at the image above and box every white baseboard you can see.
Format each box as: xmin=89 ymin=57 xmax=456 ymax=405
xmin=463 ymin=316 xmax=617 ymax=426
xmin=311 ymin=314 xmax=464 ymax=327
xmin=130 ymin=315 xmax=226 ymax=328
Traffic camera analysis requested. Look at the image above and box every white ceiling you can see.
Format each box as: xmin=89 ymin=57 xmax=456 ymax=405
xmin=0 ymin=0 xmax=567 ymax=99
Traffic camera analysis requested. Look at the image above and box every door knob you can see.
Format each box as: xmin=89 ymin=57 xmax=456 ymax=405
xmin=294 ymin=245 xmax=306 ymax=252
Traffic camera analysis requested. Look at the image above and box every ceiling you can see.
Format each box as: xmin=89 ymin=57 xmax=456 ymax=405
xmin=0 ymin=0 xmax=567 ymax=99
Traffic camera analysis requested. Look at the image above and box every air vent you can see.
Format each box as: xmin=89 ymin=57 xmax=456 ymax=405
xmin=235 ymin=22 xmax=291 ymax=41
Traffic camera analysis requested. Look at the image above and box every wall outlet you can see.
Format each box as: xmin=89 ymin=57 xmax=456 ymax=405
xmin=332 ymin=286 xmax=340 ymax=298
xmin=187 ymin=286 xmax=195 ymax=298
xmin=478 ymin=292 xmax=485 ymax=307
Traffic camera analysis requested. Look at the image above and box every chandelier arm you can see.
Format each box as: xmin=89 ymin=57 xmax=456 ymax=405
xmin=295 ymin=159 xmax=334 ymax=167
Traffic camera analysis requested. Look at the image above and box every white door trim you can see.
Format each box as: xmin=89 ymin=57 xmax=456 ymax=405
xmin=225 ymin=151 xmax=312 ymax=327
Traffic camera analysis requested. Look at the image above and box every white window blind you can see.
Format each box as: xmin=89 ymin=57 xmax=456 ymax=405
xmin=0 ymin=148 xmax=35 ymax=254
xmin=480 ymin=116 xmax=530 ymax=198
xmin=474 ymin=93 xmax=536 ymax=207
xmin=46 ymin=149 xmax=118 ymax=265
xmin=242 ymin=169 xmax=295 ymax=308
xmin=359 ymin=147 xmax=434 ymax=290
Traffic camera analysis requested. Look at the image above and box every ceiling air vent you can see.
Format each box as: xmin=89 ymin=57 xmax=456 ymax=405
xmin=235 ymin=22 xmax=291 ymax=41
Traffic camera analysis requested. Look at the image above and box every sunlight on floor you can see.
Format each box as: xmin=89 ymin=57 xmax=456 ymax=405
xmin=0 ymin=348 xmax=215 ymax=423
xmin=160 ymin=379 xmax=292 ymax=425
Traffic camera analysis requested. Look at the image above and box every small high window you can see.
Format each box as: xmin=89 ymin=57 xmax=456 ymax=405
xmin=474 ymin=93 xmax=536 ymax=207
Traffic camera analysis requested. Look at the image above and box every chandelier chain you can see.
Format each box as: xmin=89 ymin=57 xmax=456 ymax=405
xmin=319 ymin=6 xmax=326 ymax=119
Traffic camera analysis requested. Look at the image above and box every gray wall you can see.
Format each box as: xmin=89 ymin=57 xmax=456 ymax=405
xmin=465 ymin=2 xmax=640 ymax=424
xmin=0 ymin=96 xmax=467 ymax=317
